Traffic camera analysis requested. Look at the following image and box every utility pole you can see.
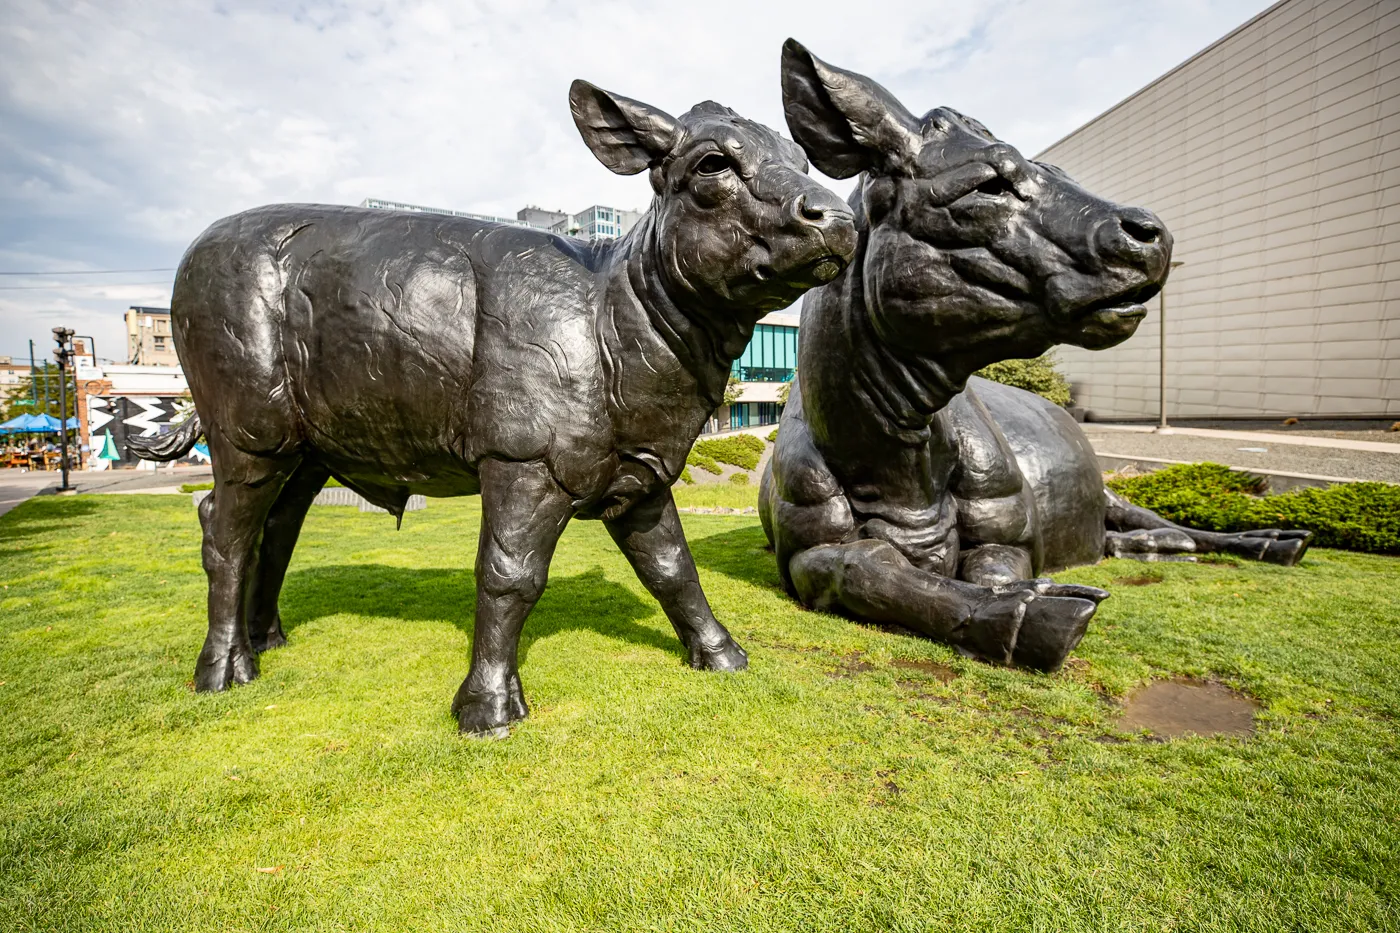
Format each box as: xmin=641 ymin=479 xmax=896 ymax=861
xmin=28 ymin=339 xmax=37 ymax=405
xmin=52 ymin=327 xmax=76 ymax=493
xmin=1156 ymin=260 xmax=1186 ymax=433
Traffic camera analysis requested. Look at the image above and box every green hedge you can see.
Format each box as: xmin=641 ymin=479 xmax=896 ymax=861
xmin=767 ymin=428 xmax=779 ymax=443
xmin=975 ymin=355 xmax=1072 ymax=406
xmin=1107 ymin=462 xmax=1400 ymax=554
xmin=692 ymin=434 xmax=764 ymax=472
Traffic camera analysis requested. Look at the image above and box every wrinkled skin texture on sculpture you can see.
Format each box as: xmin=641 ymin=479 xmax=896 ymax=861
xmin=759 ymin=41 xmax=1310 ymax=673
xmin=129 ymin=81 xmax=856 ymax=736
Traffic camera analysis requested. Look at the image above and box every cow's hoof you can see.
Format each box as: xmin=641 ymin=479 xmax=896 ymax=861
xmin=250 ymin=619 xmax=288 ymax=654
xmin=1238 ymin=529 xmax=1313 ymax=566
xmin=690 ymin=636 xmax=748 ymax=672
xmin=193 ymin=639 xmax=259 ymax=692
xmin=1012 ymin=595 xmax=1098 ymax=673
xmin=452 ymin=678 xmax=527 ymax=737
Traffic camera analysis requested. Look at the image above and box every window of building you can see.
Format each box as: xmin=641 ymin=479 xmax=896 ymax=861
xmin=154 ymin=336 xmax=167 ymax=350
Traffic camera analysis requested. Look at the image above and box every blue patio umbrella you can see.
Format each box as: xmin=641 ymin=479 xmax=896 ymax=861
xmin=0 ymin=414 xmax=30 ymax=434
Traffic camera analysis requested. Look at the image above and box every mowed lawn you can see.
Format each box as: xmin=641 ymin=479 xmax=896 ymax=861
xmin=1 ymin=491 xmax=1397 ymax=932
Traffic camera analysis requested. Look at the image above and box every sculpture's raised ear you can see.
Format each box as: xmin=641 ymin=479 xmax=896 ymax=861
xmin=570 ymin=80 xmax=679 ymax=176
xmin=781 ymin=39 xmax=922 ymax=179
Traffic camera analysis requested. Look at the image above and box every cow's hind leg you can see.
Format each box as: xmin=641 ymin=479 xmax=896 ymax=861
xmin=1104 ymin=488 xmax=1312 ymax=566
xmin=247 ymin=460 xmax=331 ymax=653
xmin=453 ymin=458 xmax=574 ymax=737
xmin=194 ymin=447 xmax=297 ymax=692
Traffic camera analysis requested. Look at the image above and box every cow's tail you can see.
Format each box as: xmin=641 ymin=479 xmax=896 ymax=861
xmin=127 ymin=411 xmax=203 ymax=461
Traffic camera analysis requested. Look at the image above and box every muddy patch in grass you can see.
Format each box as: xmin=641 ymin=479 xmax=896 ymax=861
xmin=1117 ymin=679 xmax=1258 ymax=739
xmin=828 ymin=653 xmax=875 ymax=679
xmin=891 ymin=658 xmax=957 ymax=683
xmin=1115 ymin=573 xmax=1163 ymax=586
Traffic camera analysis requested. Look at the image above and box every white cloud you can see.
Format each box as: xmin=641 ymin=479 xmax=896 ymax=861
xmin=0 ymin=0 xmax=1272 ymax=361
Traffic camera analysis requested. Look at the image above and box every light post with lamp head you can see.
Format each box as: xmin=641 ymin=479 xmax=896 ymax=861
xmin=1157 ymin=260 xmax=1186 ymax=433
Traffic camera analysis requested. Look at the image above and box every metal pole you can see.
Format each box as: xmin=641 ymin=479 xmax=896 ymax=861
xmin=57 ymin=356 xmax=71 ymax=491
xmin=28 ymin=339 xmax=37 ymax=405
xmin=1158 ymin=281 xmax=1167 ymax=430
xmin=1157 ymin=260 xmax=1185 ymax=433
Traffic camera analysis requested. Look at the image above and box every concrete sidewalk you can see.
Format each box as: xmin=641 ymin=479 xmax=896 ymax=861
xmin=1090 ymin=423 xmax=1400 ymax=454
xmin=0 ymin=464 xmax=213 ymax=518
xmin=1083 ymin=425 xmax=1400 ymax=485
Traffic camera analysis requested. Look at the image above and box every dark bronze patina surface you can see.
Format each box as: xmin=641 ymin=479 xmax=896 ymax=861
xmin=760 ymin=41 xmax=1309 ymax=673
xmin=131 ymin=80 xmax=856 ymax=736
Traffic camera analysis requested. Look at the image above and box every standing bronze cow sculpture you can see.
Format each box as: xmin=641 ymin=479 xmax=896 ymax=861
xmin=760 ymin=41 xmax=1310 ymax=672
xmin=130 ymin=80 xmax=857 ymax=736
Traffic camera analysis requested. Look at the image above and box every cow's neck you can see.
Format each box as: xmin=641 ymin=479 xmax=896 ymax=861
xmin=594 ymin=213 xmax=758 ymax=475
xmin=619 ymin=213 xmax=758 ymax=410
xmin=801 ymin=251 xmax=963 ymax=515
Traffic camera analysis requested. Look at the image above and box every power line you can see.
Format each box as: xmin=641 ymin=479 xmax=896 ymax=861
xmin=0 ymin=267 xmax=176 ymax=276
xmin=0 ymin=281 xmax=172 ymax=291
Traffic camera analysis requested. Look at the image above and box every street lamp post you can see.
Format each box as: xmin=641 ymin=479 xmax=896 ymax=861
xmin=1157 ymin=260 xmax=1186 ymax=433
xmin=52 ymin=327 xmax=76 ymax=493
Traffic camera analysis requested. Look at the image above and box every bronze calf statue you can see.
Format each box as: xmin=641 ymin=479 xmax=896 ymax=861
xmin=131 ymin=80 xmax=856 ymax=735
xmin=760 ymin=41 xmax=1309 ymax=673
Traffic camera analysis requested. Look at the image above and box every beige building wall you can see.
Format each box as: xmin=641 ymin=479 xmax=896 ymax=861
xmin=1038 ymin=0 xmax=1399 ymax=419
xmin=125 ymin=306 xmax=180 ymax=366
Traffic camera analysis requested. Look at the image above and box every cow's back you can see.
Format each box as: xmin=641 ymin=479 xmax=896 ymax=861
xmin=173 ymin=204 xmax=610 ymax=495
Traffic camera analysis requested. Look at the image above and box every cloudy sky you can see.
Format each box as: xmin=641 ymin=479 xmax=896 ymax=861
xmin=1 ymin=0 xmax=1273 ymax=364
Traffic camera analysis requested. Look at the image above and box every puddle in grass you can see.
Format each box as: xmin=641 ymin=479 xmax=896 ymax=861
xmin=891 ymin=658 xmax=957 ymax=683
xmin=1118 ymin=679 xmax=1257 ymax=739
xmin=1115 ymin=573 xmax=1163 ymax=586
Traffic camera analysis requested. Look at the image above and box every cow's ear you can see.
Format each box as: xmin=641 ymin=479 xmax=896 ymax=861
xmin=781 ymin=39 xmax=922 ymax=179
xmin=570 ymin=80 xmax=679 ymax=175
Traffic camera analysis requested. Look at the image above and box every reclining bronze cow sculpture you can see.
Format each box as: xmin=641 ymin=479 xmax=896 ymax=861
xmin=130 ymin=80 xmax=857 ymax=735
xmin=760 ymin=41 xmax=1310 ymax=672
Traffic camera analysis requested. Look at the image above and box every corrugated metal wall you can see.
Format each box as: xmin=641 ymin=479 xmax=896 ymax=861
xmin=1038 ymin=0 xmax=1399 ymax=418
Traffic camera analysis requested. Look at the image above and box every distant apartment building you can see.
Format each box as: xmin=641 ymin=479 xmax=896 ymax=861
xmin=1038 ymin=0 xmax=1399 ymax=418
xmin=362 ymin=198 xmax=644 ymax=243
xmin=0 ymin=356 xmax=26 ymax=388
xmin=125 ymin=306 xmax=179 ymax=366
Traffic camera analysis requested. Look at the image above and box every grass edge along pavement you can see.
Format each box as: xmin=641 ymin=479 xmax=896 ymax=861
xmin=2 ymin=493 xmax=1398 ymax=931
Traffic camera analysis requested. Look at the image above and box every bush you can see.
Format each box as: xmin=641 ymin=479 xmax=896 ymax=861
xmin=693 ymin=434 xmax=763 ymax=472
xmin=767 ymin=428 xmax=779 ymax=443
xmin=678 ymin=466 xmax=694 ymax=485
xmin=728 ymin=472 xmax=750 ymax=486
xmin=686 ymin=450 xmax=722 ymax=475
xmin=1107 ymin=462 xmax=1400 ymax=554
xmin=975 ymin=354 xmax=1072 ymax=406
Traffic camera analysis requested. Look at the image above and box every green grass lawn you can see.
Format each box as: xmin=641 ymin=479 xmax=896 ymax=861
xmin=1 ymin=493 xmax=1398 ymax=932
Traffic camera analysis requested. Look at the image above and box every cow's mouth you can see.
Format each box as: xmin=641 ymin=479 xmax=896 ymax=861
xmin=1068 ymin=281 xmax=1161 ymax=349
xmin=758 ymin=254 xmax=847 ymax=288
xmin=1077 ymin=282 xmax=1161 ymax=321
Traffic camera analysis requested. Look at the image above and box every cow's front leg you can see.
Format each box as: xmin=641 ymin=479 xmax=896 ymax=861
xmin=605 ymin=488 xmax=748 ymax=672
xmin=453 ymin=458 xmax=573 ymax=738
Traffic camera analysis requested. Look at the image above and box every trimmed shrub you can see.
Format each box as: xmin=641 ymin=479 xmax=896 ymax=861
xmin=767 ymin=428 xmax=779 ymax=443
xmin=693 ymin=434 xmax=763 ymax=471
xmin=686 ymin=450 xmax=722 ymax=475
xmin=1107 ymin=462 xmax=1400 ymax=555
xmin=728 ymin=472 xmax=750 ymax=486
xmin=678 ymin=466 xmax=694 ymax=485
xmin=975 ymin=354 xmax=1072 ymax=406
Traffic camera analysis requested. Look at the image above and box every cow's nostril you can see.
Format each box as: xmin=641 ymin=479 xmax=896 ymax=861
xmin=1121 ymin=216 xmax=1161 ymax=244
xmin=797 ymin=196 xmax=826 ymax=223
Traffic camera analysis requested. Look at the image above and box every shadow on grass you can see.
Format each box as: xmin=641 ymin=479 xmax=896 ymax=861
xmin=686 ymin=524 xmax=784 ymax=590
xmin=279 ymin=563 xmax=683 ymax=661
xmin=0 ymin=496 xmax=105 ymax=554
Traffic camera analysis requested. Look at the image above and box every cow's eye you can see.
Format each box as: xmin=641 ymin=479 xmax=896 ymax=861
xmin=695 ymin=154 xmax=730 ymax=176
xmin=976 ymin=175 xmax=1013 ymax=197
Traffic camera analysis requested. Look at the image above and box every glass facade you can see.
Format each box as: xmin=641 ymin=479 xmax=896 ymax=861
xmin=729 ymin=401 xmax=780 ymax=429
xmin=731 ymin=323 xmax=797 ymax=382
